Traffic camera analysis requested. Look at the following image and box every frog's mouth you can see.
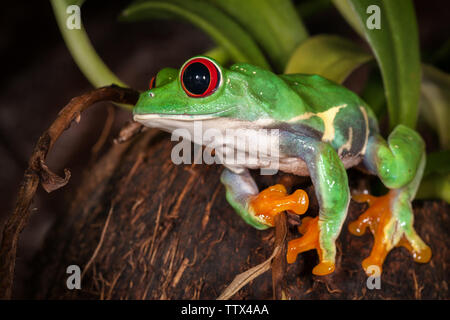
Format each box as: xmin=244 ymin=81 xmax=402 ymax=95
xmin=133 ymin=109 xmax=240 ymax=134
xmin=133 ymin=106 xmax=237 ymax=122
xmin=133 ymin=113 xmax=220 ymax=122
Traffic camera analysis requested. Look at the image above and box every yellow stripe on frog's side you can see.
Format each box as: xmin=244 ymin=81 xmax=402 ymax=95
xmin=338 ymin=127 xmax=353 ymax=156
xmin=360 ymin=106 xmax=369 ymax=155
xmin=288 ymin=104 xmax=347 ymax=142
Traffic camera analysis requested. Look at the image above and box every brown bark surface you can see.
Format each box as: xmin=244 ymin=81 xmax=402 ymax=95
xmin=27 ymin=130 xmax=449 ymax=300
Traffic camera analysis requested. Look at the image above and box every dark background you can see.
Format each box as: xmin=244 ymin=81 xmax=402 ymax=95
xmin=0 ymin=0 xmax=448 ymax=298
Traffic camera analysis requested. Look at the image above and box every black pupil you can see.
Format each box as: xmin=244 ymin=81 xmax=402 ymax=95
xmin=183 ymin=62 xmax=210 ymax=95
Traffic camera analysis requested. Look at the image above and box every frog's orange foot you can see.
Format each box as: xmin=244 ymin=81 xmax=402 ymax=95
xmin=287 ymin=217 xmax=335 ymax=276
xmin=249 ymin=184 xmax=308 ymax=226
xmin=350 ymin=191 xmax=432 ymax=276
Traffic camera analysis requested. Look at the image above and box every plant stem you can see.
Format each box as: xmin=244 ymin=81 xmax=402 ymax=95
xmin=50 ymin=0 xmax=132 ymax=110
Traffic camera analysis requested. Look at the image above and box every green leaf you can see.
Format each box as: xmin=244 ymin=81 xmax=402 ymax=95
xmin=208 ymin=0 xmax=308 ymax=72
xmin=51 ymin=0 xmax=127 ymax=89
xmin=333 ymin=0 xmax=421 ymax=130
xmin=420 ymin=65 xmax=450 ymax=149
xmin=284 ymin=35 xmax=372 ymax=84
xmin=120 ymin=0 xmax=270 ymax=69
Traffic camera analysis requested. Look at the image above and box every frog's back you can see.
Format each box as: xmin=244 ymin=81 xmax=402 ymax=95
xmin=280 ymin=74 xmax=366 ymax=113
xmin=279 ymin=73 xmax=379 ymax=159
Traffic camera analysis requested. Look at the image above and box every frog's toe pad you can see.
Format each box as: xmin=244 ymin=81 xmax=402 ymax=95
xmin=397 ymin=236 xmax=432 ymax=263
xmin=250 ymin=184 xmax=308 ymax=226
xmin=312 ymin=261 xmax=335 ymax=276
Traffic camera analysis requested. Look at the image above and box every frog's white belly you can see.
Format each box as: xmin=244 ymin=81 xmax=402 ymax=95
xmin=134 ymin=114 xmax=362 ymax=176
xmin=221 ymin=147 xmax=361 ymax=176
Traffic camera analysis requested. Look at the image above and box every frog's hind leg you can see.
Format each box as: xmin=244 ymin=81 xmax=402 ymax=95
xmin=220 ymin=168 xmax=309 ymax=230
xmin=350 ymin=125 xmax=432 ymax=275
xmin=284 ymin=139 xmax=350 ymax=276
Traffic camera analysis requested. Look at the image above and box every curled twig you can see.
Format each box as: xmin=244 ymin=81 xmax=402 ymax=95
xmin=0 ymin=85 xmax=139 ymax=299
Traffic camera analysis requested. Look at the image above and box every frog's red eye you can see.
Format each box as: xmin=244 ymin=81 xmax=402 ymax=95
xmin=149 ymin=76 xmax=156 ymax=89
xmin=180 ymin=57 xmax=221 ymax=97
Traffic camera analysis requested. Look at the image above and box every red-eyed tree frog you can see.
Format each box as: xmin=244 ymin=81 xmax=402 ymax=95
xmin=133 ymin=56 xmax=431 ymax=276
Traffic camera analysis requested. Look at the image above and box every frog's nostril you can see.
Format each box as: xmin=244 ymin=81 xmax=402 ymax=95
xmin=149 ymin=92 xmax=155 ymax=98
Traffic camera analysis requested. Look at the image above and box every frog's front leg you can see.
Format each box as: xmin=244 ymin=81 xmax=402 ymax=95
xmin=281 ymin=134 xmax=350 ymax=275
xmin=350 ymin=125 xmax=431 ymax=275
xmin=220 ymin=168 xmax=308 ymax=230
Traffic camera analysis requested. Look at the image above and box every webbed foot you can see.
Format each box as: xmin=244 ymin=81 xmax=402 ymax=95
xmin=350 ymin=191 xmax=432 ymax=275
xmin=249 ymin=184 xmax=309 ymax=226
xmin=287 ymin=217 xmax=336 ymax=276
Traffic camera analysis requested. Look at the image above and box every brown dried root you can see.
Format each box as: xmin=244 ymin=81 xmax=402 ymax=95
xmin=0 ymin=85 xmax=139 ymax=299
xmin=114 ymin=120 xmax=145 ymax=144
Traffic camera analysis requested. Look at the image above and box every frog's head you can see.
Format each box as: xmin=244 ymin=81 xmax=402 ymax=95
xmin=133 ymin=56 xmax=302 ymax=131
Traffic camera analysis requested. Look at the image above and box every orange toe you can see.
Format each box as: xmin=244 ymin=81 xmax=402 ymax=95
xmin=250 ymin=184 xmax=308 ymax=226
xmin=397 ymin=236 xmax=432 ymax=263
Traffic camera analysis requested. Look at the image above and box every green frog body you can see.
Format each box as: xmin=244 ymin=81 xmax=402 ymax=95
xmin=134 ymin=56 xmax=431 ymax=276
